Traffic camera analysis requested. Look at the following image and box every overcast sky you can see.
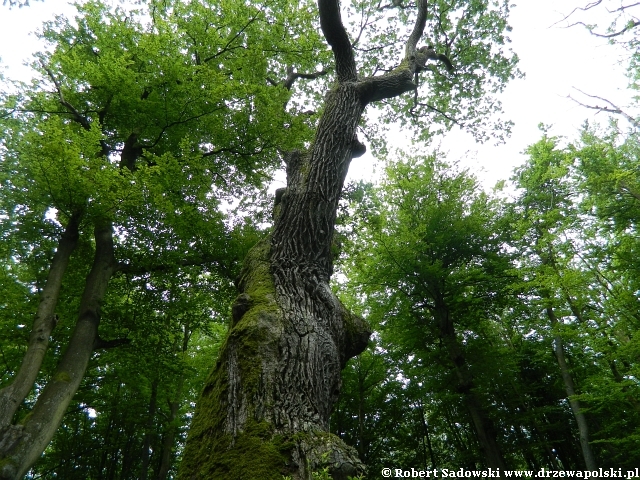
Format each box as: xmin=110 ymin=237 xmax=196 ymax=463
xmin=0 ymin=0 xmax=635 ymax=189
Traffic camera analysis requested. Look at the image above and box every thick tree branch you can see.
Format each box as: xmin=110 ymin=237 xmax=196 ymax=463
xmin=318 ymin=0 xmax=358 ymax=82
xmin=42 ymin=62 xmax=110 ymax=156
xmin=357 ymin=70 xmax=416 ymax=104
xmin=356 ymin=0 xmax=432 ymax=105
xmin=94 ymin=337 xmax=131 ymax=350
xmin=268 ymin=66 xmax=328 ymax=91
xmin=42 ymin=64 xmax=92 ymax=131
xmin=283 ymin=67 xmax=328 ymax=90
xmin=405 ymin=0 xmax=429 ymax=59
xmin=117 ymin=253 xmax=237 ymax=280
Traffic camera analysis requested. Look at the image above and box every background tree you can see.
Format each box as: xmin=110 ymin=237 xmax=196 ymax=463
xmin=505 ymin=131 xmax=640 ymax=468
xmin=0 ymin=0 xmax=324 ymax=476
xmin=508 ymin=135 xmax=599 ymax=469
xmin=333 ymin=142 xmax=640 ymax=474
xmin=339 ymin=155 xmax=516 ymax=468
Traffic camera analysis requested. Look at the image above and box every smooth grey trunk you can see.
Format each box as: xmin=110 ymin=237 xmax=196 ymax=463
xmin=140 ymin=378 xmax=159 ymax=480
xmin=533 ymin=221 xmax=598 ymax=470
xmin=546 ymin=306 xmax=597 ymax=470
xmin=0 ymin=212 xmax=81 ymax=428
xmin=0 ymin=223 xmax=117 ymax=480
xmin=156 ymin=324 xmax=190 ymax=480
xmin=435 ymin=301 xmax=506 ymax=470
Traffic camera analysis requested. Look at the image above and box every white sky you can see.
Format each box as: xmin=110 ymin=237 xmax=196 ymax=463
xmin=0 ymin=0 xmax=635 ymax=189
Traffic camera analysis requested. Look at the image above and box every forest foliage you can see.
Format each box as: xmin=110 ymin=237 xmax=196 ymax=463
xmin=0 ymin=0 xmax=639 ymax=477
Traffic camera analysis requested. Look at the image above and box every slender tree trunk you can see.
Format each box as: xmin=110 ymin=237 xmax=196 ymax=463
xmin=435 ymin=301 xmax=507 ymax=470
xmin=155 ymin=324 xmax=190 ymax=480
xmin=120 ymin=423 xmax=137 ymax=480
xmin=506 ymin=378 xmax=563 ymax=469
xmin=417 ymin=402 xmax=436 ymax=468
xmin=140 ymin=378 xmax=159 ymax=480
xmin=155 ymin=390 xmax=181 ymax=480
xmin=0 ymin=223 xmax=117 ymax=480
xmin=0 ymin=211 xmax=81 ymax=428
xmin=546 ymin=306 xmax=597 ymax=470
xmin=98 ymin=384 xmax=118 ymax=477
xmin=443 ymin=402 xmax=472 ymax=460
xmin=533 ymin=230 xmax=597 ymax=469
xmin=357 ymin=363 xmax=366 ymax=460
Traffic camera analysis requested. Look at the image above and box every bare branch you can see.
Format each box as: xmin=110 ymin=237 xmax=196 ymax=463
xmin=201 ymin=16 xmax=258 ymax=63
xmin=608 ymin=2 xmax=640 ymax=13
xmin=569 ymin=87 xmax=639 ymax=128
xmin=566 ymin=19 xmax=640 ymax=38
xmin=142 ymin=106 xmax=226 ymax=150
xmin=550 ymin=1 xmax=603 ymax=28
xmin=410 ymin=100 xmax=461 ymax=125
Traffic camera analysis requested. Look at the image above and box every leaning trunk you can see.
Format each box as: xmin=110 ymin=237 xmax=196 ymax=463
xmin=435 ymin=301 xmax=506 ymax=470
xmin=546 ymin=306 xmax=597 ymax=470
xmin=179 ymin=0 xmax=430 ymax=476
xmin=0 ymin=211 xmax=81 ymax=428
xmin=0 ymin=223 xmax=117 ymax=480
xmin=179 ymin=83 xmax=372 ymax=480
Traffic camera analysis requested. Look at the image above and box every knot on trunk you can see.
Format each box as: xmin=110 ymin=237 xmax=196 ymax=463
xmin=231 ymin=293 xmax=253 ymax=324
xmin=291 ymin=432 xmax=367 ymax=480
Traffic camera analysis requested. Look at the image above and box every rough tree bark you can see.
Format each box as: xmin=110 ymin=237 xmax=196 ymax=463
xmin=178 ymin=0 xmax=434 ymax=478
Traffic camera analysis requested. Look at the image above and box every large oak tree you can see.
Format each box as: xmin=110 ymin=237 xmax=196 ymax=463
xmin=178 ymin=0 xmax=519 ymax=478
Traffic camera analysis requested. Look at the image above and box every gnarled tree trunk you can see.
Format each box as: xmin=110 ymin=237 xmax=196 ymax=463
xmin=179 ymin=0 xmax=432 ymax=478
